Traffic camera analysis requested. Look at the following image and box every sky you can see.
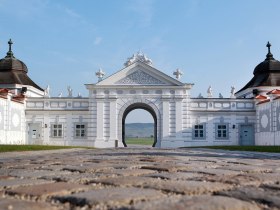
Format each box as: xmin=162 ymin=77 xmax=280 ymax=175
xmin=1 ymin=0 xmax=280 ymax=123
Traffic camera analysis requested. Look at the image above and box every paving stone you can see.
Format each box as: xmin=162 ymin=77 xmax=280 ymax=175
xmin=0 ymin=175 xmax=14 ymax=180
xmin=188 ymin=168 xmax=242 ymax=176
xmin=54 ymin=187 xmax=162 ymax=206
xmin=251 ymin=173 xmax=280 ymax=184
xmin=217 ymin=186 xmax=280 ymax=208
xmin=217 ymin=165 xmax=273 ymax=173
xmin=0 ymin=169 xmax=14 ymax=176
xmin=140 ymin=163 xmax=190 ymax=172
xmin=145 ymin=172 xmax=204 ymax=180
xmin=193 ymin=173 xmax=263 ymax=186
xmin=8 ymin=169 xmax=71 ymax=179
xmin=0 ymin=198 xmax=58 ymax=210
xmin=0 ymin=179 xmax=53 ymax=190
xmin=134 ymin=195 xmax=262 ymax=210
xmin=101 ymin=168 xmax=155 ymax=176
xmin=62 ymin=164 xmax=117 ymax=173
xmin=143 ymin=180 xmax=232 ymax=195
xmin=6 ymin=182 xmax=89 ymax=198
xmin=261 ymin=183 xmax=280 ymax=191
xmin=91 ymin=176 xmax=154 ymax=187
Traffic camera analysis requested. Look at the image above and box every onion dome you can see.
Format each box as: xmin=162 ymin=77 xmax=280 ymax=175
xmin=0 ymin=39 xmax=43 ymax=91
xmin=236 ymin=42 xmax=280 ymax=94
xmin=253 ymin=42 xmax=280 ymax=75
xmin=0 ymin=39 xmax=28 ymax=73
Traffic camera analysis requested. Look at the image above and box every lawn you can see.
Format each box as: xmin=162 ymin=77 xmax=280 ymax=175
xmin=125 ymin=137 xmax=154 ymax=145
xmin=197 ymin=146 xmax=280 ymax=153
xmin=0 ymin=145 xmax=92 ymax=153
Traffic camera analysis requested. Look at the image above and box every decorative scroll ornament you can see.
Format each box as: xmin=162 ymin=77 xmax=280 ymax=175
xmin=124 ymin=51 xmax=153 ymax=67
xmin=116 ymin=70 xmax=165 ymax=85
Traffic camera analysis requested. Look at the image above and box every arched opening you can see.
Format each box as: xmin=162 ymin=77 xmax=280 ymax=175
xmin=122 ymin=103 xmax=157 ymax=147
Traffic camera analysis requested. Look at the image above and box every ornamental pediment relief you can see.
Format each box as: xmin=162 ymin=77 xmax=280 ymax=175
xmin=115 ymin=70 xmax=166 ymax=85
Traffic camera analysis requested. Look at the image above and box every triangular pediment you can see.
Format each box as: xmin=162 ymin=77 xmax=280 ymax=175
xmin=116 ymin=70 xmax=165 ymax=85
xmin=96 ymin=61 xmax=184 ymax=86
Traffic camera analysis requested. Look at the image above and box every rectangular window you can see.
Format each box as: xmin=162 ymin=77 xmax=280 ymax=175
xmin=216 ymin=124 xmax=228 ymax=139
xmin=75 ymin=124 xmax=86 ymax=138
xmin=51 ymin=124 xmax=63 ymax=138
xmin=193 ymin=124 xmax=205 ymax=139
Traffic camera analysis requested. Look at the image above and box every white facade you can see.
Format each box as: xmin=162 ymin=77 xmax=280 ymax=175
xmin=255 ymin=92 xmax=280 ymax=145
xmin=0 ymin=91 xmax=26 ymax=145
xmin=2 ymin=51 xmax=280 ymax=148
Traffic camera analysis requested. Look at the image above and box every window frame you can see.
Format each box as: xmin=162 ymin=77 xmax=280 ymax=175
xmin=192 ymin=123 xmax=206 ymax=140
xmin=215 ymin=123 xmax=229 ymax=140
xmin=74 ymin=123 xmax=87 ymax=139
xmin=50 ymin=123 xmax=63 ymax=138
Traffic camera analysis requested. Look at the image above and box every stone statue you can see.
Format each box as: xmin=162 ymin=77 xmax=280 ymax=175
xmin=44 ymin=85 xmax=50 ymax=98
xmin=207 ymin=86 xmax=213 ymax=98
xmin=124 ymin=51 xmax=153 ymax=66
xmin=77 ymin=93 xmax=82 ymax=98
xmin=67 ymin=86 xmax=73 ymax=97
xmin=230 ymin=86 xmax=236 ymax=98
xmin=58 ymin=92 xmax=62 ymax=97
xmin=96 ymin=68 xmax=105 ymax=82
xmin=197 ymin=93 xmax=203 ymax=98
xmin=219 ymin=93 xmax=223 ymax=98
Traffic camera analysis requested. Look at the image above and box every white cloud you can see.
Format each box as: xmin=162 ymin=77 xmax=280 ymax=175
xmin=94 ymin=37 xmax=102 ymax=45
xmin=64 ymin=7 xmax=81 ymax=19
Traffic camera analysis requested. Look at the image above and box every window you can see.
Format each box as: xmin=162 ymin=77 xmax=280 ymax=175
xmin=51 ymin=124 xmax=63 ymax=138
xmin=193 ymin=124 xmax=205 ymax=139
xmin=216 ymin=124 xmax=228 ymax=139
xmin=75 ymin=124 xmax=87 ymax=138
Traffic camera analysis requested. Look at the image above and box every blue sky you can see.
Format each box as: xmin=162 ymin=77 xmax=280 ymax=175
xmin=1 ymin=0 xmax=280 ymax=123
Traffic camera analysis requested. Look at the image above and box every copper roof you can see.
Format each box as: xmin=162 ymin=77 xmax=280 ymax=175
xmin=237 ymin=42 xmax=280 ymax=94
xmin=0 ymin=39 xmax=43 ymax=91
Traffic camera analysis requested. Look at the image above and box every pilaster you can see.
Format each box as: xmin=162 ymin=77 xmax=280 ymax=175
xmin=162 ymin=99 xmax=169 ymax=138
xmin=109 ymin=99 xmax=117 ymax=140
xmin=96 ymin=100 xmax=104 ymax=140
xmin=175 ymin=99 xmax=183 ymax=138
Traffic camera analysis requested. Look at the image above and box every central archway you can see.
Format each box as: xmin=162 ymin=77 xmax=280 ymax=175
xmin=122 ymin=103 xmax=157 ymax=147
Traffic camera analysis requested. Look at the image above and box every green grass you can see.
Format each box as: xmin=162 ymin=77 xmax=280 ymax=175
xmin=125 ymin=137 xmax=154 ymax=145
xmin=193 ymin=146 xmax=280 ymax=153
xmin=0 ymin=145 xmax=93 ymax=153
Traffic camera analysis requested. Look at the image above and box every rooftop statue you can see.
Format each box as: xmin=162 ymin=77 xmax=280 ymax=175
xmin=44 ymin=85 xmax=50 ymax=98
xmin=230 ymin=86 xmax=236 ymax=98
xmin=67 ymin=86 xmax=73 ymax=97
xmin=124 ymin=51 xmax=153 ymax=66
xmin=207 ymin=85 xmax=213 ymax=98
xmin=96 ymin=68 xmax=105 ymax=82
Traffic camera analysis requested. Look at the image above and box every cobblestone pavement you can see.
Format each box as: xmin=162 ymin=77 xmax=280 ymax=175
xmin=0 ymin=148 xmax=280 ymax=210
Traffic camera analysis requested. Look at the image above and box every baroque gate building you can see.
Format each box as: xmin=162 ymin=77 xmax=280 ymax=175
xmin=0 ymin=40 xmax=280 ymax=147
